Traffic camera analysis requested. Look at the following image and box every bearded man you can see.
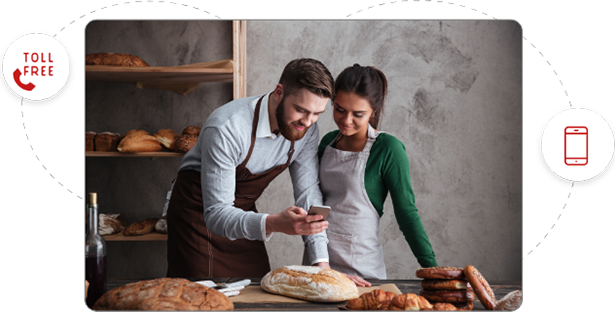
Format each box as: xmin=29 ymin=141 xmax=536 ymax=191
xmin=166 ymin=58 xmax=334 ymax=278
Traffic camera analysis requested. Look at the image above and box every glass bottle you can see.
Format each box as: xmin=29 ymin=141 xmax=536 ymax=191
xmin=85 ymin=192 xmax=107 ymax=308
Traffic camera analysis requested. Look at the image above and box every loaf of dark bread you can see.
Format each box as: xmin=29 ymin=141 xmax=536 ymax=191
xmin=86 ymin=52 xmax=150 ymax=67
xmin=123 ymin=218 xmax=159 ymax=236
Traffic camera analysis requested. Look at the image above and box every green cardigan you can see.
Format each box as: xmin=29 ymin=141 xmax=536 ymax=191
xmin=319 ymin=130 xmax=438 ymax=268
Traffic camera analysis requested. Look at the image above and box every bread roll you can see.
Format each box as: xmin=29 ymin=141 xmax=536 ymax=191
xmin=261 ymin=265 xmax=359 ymax=302
xmin=86 ymin=52 xmax=150 ymax=67
xmin=154 ymin=129 xmax=180 ymax=150
xmin=347 ymin=289 xmax=397 ymax=310
xmin=95 ymin=132 xmax=121 ymax=152
xmin=92 ymin=278 xmax=233 ymax=310
xmin=181 ymin=125 xmax=202 ymax=136
xmin=495 ymin=290 xmax=522 ymax=311
xmin=86 ymin=131 xmax=96 ymax=151
xmin=124 ymin=218 xmax=159 ymax=236
xmin=175 ymin=134 xmax=198 ymax=153
xmin=416 ymin=267 xmax=465 ymax=280
xmin=464 ymin=265 xmax=496 ymax=310
xmin=98 ymin=213 xmax=126 ymax=236
xmin=117 ymin=130 xmax=162 ymax=153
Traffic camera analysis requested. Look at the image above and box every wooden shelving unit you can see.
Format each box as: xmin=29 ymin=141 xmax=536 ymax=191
xmin=87 ymin=21 xmax=247 ymax=241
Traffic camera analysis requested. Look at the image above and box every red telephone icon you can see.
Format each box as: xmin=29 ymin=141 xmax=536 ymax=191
xmin=13 ymin=68 xmax=35 ymax=91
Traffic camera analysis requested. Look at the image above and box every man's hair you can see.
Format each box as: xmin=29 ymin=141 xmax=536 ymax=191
xmin=278 ymin=58 xmax=335 ymax=100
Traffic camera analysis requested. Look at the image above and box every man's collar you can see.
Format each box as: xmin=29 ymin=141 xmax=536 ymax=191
xmin=254 ymin=92 xmax=279 ymax=139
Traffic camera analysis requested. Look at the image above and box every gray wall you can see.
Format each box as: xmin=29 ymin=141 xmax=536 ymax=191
xmin=86 ymin=20 xmax=521 ymax=282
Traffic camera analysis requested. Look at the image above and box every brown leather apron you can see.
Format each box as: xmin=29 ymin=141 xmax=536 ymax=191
xmin=167 ymin=95 xmax=295 ymax=278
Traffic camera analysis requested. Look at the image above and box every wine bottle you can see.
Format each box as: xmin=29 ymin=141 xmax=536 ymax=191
xmin=85 ymin=193 xmax=107 ymax=308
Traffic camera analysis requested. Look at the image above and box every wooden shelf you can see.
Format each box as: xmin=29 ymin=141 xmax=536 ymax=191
xmin=86 ymin=151 xmax=185 ymax=157
xmin=103 ymin=232 xmax=168 ymax=241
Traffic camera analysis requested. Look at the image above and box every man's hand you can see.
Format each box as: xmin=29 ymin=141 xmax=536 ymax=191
xmin=266 ymin=206 xmax=328 ymax=235
xmin=343 ymin=273 xmax=372 ymax=287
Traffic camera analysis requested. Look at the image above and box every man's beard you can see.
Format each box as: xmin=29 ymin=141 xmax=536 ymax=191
xmin=275 ymin=97 xmax=309 ymax=141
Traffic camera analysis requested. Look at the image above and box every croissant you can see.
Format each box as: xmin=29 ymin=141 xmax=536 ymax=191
xmin=432 ymin=302 xmax=457 ymax=311
xmin=388 ymin=293 xmax=433 ymax=311
xmin=347 ymin=289 xmax=398 ymax=310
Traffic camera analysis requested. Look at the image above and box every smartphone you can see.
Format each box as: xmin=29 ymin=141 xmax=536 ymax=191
xmin=564 ymin=126 xmax=588 ymax=166
xmin=308 ymin=205 xmax=331 ymax=221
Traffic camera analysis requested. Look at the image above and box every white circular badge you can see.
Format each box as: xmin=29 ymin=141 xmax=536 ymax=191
xmin=2 ymin=33 xmax=69 ymax=101
xmin=541 ymin=108 xmax=614 ymax=182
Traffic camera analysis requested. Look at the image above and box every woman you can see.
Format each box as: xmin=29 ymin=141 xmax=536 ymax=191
xmin=318 ymin=64 xmax=438 ymax=286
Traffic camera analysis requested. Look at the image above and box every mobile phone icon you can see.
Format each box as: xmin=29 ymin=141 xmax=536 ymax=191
xmin=564 ymin=126 xmax=588 ymax=166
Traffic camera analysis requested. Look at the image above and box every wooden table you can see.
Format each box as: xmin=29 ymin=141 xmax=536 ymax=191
xmin=107 ymin=278 xmax=521 ymax=310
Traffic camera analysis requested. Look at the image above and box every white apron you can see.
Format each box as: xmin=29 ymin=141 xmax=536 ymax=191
xmin=320 ymin=125 xmax=386 ymax=279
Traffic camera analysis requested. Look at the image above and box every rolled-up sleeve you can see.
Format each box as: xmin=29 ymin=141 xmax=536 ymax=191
xmin=289 ymin=124 xmax=329 ymax=264
xmin=200 ymin=127 xmax=268 ymax=241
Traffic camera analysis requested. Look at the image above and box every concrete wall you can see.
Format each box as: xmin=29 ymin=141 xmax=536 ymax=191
xmin=86 ymin=20 xmax=521 ymax=282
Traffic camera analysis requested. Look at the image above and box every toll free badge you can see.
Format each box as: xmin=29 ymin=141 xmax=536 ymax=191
xmin=2 ymin=33 xmax=69 ymax=101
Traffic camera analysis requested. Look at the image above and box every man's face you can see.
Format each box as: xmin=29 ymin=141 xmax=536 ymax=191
xmin=275 ymin=88 xmax=329 ymax=141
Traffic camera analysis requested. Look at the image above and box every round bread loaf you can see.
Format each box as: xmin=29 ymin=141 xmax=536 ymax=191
xmin=416 ymin=266 xmax=465 ymax=280
xmin=182 ymin=125 xmax=202 ymax=136
xmin=175 ymin=134 xmax=198 ymax=153
xmin=86 ymin=52 xmax=150 ymax=66
xmin=419 ymin=289 xmax=475 ymax=303
xmin=92 ymin=278 xmax=233 ymax=310
xmin=124 ymin=218 xmax=159 ymax=236
xmin=464 ymin=265 xmax=497 ymax=310
xmin=261 ymin=265 xmax=359 ymax=302
xmin=421 ymin=279 xmax=471 ymax=290
xmin=495 ymin=290 xmax=522 ymax=310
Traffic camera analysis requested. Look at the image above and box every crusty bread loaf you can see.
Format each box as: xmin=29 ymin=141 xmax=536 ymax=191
xmin=95 ymin=132 xmax=121 ymax=152
xmin=181 ymin=125 xmax=202 ymax=136
xmin=261 ymin=265 xmax=359 ymax=302
xmin=92 ymin=278 xmax=233 ymax=310
xmin=124 ymin=218 xmax=159 ymax=236
xmin=86 ymin=52 xmax=150 ymax=67
xmin=86 ymin=131 xmax=96 ymax=151
xmin=175 ymin=134 xmax=198 ymax=153
xmin=117 ymin=129 xmax=162 ymax=153
xmin=98 ymin=213 xmax=126 ymax=236
xmin=347 ymin=289 xmax=397 ymax=310
xmin=495 ymin=290 xmax=522 ymax=311
xmin=154 ymin=129 xmax=180 ymax=151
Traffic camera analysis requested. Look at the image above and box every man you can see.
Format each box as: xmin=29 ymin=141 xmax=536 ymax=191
xmin=166 ymin=58 xmax=333 ymax=278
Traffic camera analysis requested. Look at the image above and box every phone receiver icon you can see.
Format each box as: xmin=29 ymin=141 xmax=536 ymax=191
xmin=13 ymin=68 xmax=35 ymax=91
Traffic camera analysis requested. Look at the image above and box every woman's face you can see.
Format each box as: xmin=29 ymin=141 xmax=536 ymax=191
xmin=333 ymin=90 xmax=374 ymax=138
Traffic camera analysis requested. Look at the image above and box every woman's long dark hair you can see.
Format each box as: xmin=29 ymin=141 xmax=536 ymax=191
xmin=334 ymin=64 xmax=388 ymax=129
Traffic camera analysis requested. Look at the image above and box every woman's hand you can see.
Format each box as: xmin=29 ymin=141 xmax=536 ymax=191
xmin=343 ymin=273 xmax=372 ymax=287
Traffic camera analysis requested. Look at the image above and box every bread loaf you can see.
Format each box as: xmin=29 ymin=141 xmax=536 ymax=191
xmin=117 ymin=129 xmax=162 ymax=153
xmin=86 ymin=52 xmax=150 ymax=67
xmin=261 ymin=265 xmax=359 ymax=302
xmin=181 ymin=125 xmax=202 ymax=136
xmin=346 ymin=289 xmax=397 ymax=310
xmin=98 ymin=213 xmax=126 ymax=236
xmin=86 ymin=131 xmax=96 ymax=151
xmin=92 ymin=278 xmax=233 ymax=310
xmin=154 ymin=129 xmax=180 ymax=151
xmin=95 ymin=132 xmax=121 ymax=152
xmin=124 ymin=218 xmax=159 ymax=236
xmin=175 ymin=134 xmax=198 ymax=153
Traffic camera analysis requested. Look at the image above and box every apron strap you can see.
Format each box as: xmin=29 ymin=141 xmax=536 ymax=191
xmin=240 ymin=95 xmax=265 ymax=167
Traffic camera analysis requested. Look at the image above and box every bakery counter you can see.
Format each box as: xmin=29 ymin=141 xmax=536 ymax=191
xmin=107 ymin=278 xmax=521 ymax=310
